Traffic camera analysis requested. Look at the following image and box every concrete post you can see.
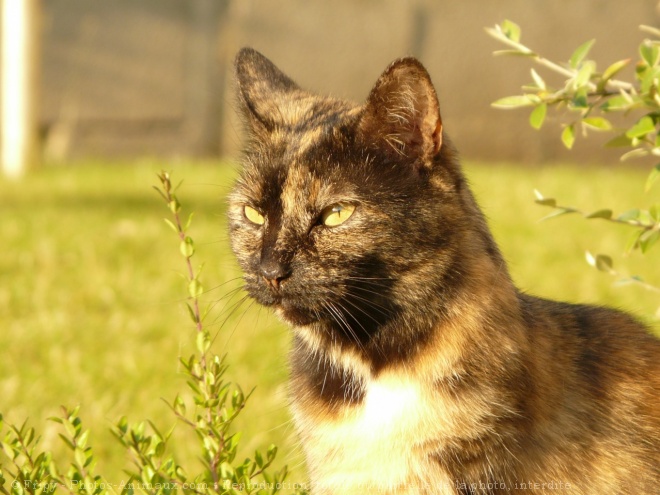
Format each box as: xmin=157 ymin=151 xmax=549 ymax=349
xmin=2 ymin=0 xmax=39 ymax=178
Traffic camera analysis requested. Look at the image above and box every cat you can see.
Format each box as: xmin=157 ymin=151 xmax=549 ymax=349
xmin=228 ymin=47 xmax=660 ymax=495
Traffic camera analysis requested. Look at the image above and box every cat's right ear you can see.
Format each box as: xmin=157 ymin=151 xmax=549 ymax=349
xmin=357 ymin=58 xmax=443 ymax=170
xmin=234 ymin=47 xmax=301 ymax=137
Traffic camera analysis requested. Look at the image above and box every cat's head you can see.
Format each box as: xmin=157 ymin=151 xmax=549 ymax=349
xmin=229 ymin=48 xmax=480 ymax=358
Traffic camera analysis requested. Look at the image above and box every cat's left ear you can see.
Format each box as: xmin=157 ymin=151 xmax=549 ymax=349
xmin=234 ymin=47 xmax=302 ymax=136
xmin=358 ymin=58 xmax=443 ymax=167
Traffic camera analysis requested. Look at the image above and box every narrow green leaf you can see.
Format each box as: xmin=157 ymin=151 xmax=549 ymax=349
xmin=571 ymin=88 xmax=589 ymax=108
xmin=196 ymin=331 xmax=210 ymax=355
xmin=582 ymin=117 xmax=612 ymax=131
xmin=586 ymin=251 xmax=614 ymax=273
xmin=255 ymin=450 xmax=264 ymax=468
xmin=535 ymin=198 xmax=557 ymax=207
xmin=530 ymin=68 xmax=546 ymax=90
xmin=62 ymin=419 xmax=77 ymax=439
xmin=625 ymin=230 xmax=643 ymax=254
xmin=602 ymin=59 xmax=631 ymax=83
xmin=625 ymin=115 xmax=655 ymax=138
xmin=601 ymin=94 xmax=635 ymax=112
xmin=493 ymin=49 xmax=535 ymax=58
xmin=605 ymin=133 xmax=632 ymax=148
xmin=539 ymin=207 xmax=578 ymax=221
xmin=646 ymin=164 xmax=660 ymax=192
xmin=185 ymin=302 xmax=198 ymax=324
xmin=142 ymin=465 xmax=155 ymax=484
xmin=585 ymin=251 xmax=596 ymax=267
xmin=83 ymin=450 xmax=94 ymax=469
xmin=641 ymin=65 xmax=660 ymax=93
xmin=586 ymin=209 xmax=613 ymax=219
xmin=621 ymin=148 xmax=649 ymax=161
xmin=152 ymin=185 xmax=168 ymax=202
xmin=188 ymin=279 xmax=203 ymax=298
xmin=574 ymin=60 xmax=596 ymax=88
xmin=492 ymin=95 xmax=534 ymax=108
xmin=168 ymin=197 xmax=181 ymax=215
xmin=267 ymin=444 xmax=278 ymax=462
xmin=640 ymin=24 xmax=660 ymax=37
xmin=154 ymin=440 xmax=166 ymax=457
xmin=618 ymin=209 xmax=641 ymax=222
xmin=185 ymin=212 xmax=195 ymax=231
xmin=163 ymin=218 xmax=178 ymax=234
xmin=78 ymin=429 xmax=89 ymax=449
xmin=501 ymin=19 xmax=521 ymax=43
xmin=562 ymin=124 xmax=576 ymax=149
xmin=173 ymin=395 xmax=186 ymax=416
xmin=596 ymin=254 xmax=614 ymax=272
xmin=121 ymin=479 xmax=135 ymax=495
xmin=650 ymin=204 xmax=660 ymax=222
xmin=180 ymin=237 xmax=195 ymax=258
xmin=640 ymin=42 xmax=659 ymax=67
xmin=23 ymin=427 xmax=35 ymax=446
xmin=117 ymin=416 xmax=128 ymax=434
xmin=1 ymin=441 xmax=16 ymax=459
xmin=529 ymin=103 xmax=547 ymax=130
xmin=639 ymin=230 xmax=660 ymax=253
xmin=57 ymin=433 xmax=75 ymax=450
xmin=186 ymin=379 xmax=201 ymax=395
xmin=569 ymin=39 xmax=596 ymax=69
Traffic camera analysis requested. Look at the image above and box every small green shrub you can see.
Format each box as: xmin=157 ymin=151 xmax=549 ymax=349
xmin=0 ymin=172 xmax=307 ymax=495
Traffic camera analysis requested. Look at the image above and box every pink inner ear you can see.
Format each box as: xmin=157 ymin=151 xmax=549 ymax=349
xmin=359 ymin=58 xmax=444 ymax=162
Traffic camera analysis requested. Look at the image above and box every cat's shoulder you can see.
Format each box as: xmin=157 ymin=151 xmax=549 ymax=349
xmin=517 ymin=291 xmax=660 ymax=380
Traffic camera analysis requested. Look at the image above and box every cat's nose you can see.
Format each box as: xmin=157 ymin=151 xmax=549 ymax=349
xmin=259 ymin=260 xmax=291 ymax=290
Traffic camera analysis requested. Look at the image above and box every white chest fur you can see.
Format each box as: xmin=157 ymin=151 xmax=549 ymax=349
xmin=293 ymin=374 xmax=457 ymax=495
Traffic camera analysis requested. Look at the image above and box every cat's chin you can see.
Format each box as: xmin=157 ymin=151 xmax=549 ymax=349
xmin=275 ymin=301 xmax=318 ymax=326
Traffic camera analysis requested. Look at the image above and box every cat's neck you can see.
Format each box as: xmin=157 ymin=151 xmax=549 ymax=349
xmin=289 ymin=238 xmax=522 ymax=406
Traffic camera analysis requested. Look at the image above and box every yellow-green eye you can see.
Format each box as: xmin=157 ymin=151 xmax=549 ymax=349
xmin=321 ymin=203 xmax=356 ymax=227
xmin=244 ymin=205 xmax=265 ymax=225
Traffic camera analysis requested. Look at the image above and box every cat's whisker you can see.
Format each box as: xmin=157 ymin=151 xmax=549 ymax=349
xmin=331 ymin=298 xmax=388 ymax=361
xmin=322 ymin=284 xmax=391 ymax=325
xmin=202 ymin=286 xmax=245 ymax=312
xmin=323 ymin=301 xmax=368 ymax=355
xmin=203 ymin=276 xmax=245 ymax=293
xmin=344 ymin=275 xmax=395 ymax=282
xmin=204 ymin=285 xmax=246 ymax=326
xmin=210 ymin=294 xmax=252 ymax=349
xmin=341 ymin=289 xmax=394 ymax=317
xmin=336 ymin=295 xmax=391 ymax=330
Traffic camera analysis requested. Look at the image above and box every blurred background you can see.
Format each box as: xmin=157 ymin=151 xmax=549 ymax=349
xmin=3 ymin=0 xmax=658 ymax=170
xmin=1 ymin=0 xmax=659 ymax=489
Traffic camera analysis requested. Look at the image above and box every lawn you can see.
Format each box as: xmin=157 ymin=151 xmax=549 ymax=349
xmin=1 ymin=160 xmax=658 ymax=489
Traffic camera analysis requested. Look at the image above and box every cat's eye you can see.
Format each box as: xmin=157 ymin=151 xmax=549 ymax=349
xmin=321 ymin=203 xmax=356 ymax=227
xmin=244 ymin=205 xmax=265 ymax=225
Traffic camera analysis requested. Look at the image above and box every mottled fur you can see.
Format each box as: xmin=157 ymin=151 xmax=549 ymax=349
xmin=228 ymin=48 xmax=660 ymax=494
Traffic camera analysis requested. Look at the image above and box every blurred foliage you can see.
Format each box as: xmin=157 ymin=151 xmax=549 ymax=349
xmin=488 ymin=20 xmax=660 ymax=315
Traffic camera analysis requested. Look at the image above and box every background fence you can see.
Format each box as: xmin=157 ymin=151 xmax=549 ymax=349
xmin=14 ymin=0 xmax=660 ymax=164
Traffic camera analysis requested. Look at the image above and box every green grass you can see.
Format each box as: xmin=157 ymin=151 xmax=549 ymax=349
xmin=1 ymin=160 xmax=658 ymax=488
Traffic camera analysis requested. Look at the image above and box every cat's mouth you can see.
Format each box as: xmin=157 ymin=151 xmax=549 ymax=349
xmin=247 ymin=283 xmax=320 ymax=326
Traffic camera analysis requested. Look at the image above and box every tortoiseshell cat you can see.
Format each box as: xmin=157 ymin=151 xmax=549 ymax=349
xmin=229 ymin=48 xmax=660 ymax=494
